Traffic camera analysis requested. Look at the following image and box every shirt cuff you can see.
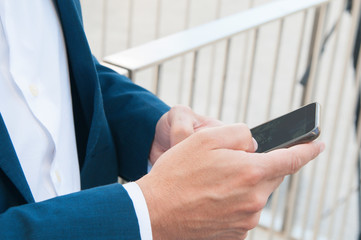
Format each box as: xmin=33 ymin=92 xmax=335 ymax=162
xmin=147 ymin=160 xmax=153 ymax=173
xmin=123 ymin=182 xmax=153 ymax=240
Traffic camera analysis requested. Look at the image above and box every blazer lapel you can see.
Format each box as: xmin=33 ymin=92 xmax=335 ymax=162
xmin=54 ymin=0 xmax=104 ymax=173
xmin=0 ymin=114 xmax=34 ymax=203
xmin=54 ymin=0 xmax=97 ymax=125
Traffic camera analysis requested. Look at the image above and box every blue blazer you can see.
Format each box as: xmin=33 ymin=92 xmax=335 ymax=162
xmin=0 ymin=0 xmax=169 ymax=239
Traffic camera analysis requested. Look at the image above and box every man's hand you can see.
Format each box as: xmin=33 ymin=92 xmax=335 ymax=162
xmin=149 ymin=105 xmax=222 ymax=165
xmin=137 ymin=124 xmax=324 ymax=240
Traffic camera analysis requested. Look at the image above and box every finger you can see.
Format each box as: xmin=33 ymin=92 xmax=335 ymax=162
xmin=258 ymin=141 xmax=325 ymax=178
xmin=252 ymin=138 xmax=258 ymax=152
xmin=194 ymin=116 xmax=224 ymax=131
xmin=169 ymin=106 xmax=196 ymax=146
xmin=196 ymin=124 xmax=257 ymax=152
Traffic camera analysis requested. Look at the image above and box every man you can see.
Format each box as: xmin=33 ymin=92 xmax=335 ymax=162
xmin=0 ymin=0 xmax=324 ymax=239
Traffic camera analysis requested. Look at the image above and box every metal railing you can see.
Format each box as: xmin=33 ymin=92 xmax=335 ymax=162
xmin=83 ymin=0 xmax=361 ymax=239
xmin=81 ymin=0 xmax=276 ymax=59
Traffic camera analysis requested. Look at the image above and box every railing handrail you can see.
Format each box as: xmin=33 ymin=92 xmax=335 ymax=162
xmin=104 ymin=0 xmax=328 ymax=73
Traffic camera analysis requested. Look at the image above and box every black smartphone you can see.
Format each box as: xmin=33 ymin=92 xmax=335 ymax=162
xmin=250 ymin=102 xmax=321 ymax=153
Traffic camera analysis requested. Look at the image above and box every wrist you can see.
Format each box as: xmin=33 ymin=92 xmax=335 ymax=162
xmin=136 ymin=175 xmax=177 ymax=240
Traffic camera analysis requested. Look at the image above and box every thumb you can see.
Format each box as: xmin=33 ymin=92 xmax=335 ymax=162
xmin=258 ymin=141 xmax=325 ymax=179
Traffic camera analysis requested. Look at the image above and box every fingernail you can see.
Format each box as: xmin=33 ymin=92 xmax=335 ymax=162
xmin=253 ymin=138 xmax=258 ymax=151
xmin=319 ymin=142 xmax=325 ymax=152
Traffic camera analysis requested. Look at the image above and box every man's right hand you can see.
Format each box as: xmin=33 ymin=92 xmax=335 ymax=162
xmin=136 ymin=123 xmax=324 ymax=240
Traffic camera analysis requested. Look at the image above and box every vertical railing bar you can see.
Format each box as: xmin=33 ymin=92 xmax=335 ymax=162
xmin=128 ymin=70 xmax=135 ymax=83
xmin=300 ymin=158 xmax=321 ymax=240
xmin=354 ymin=31 xmax=361 ymax=106
xmin=217 ymin=39 xmax=232 ymax=120
xmin=189 ymin=51 xmax=199 ymax=108
xmin=205 ymin=46 xmax=217 ymax=115
xmin=308 ymin=0 xmax=333 ymax=102
xmin=152 ymin=0 xmax=163 ymax=97
xmin=264 ymin=19 xmax=286 ymax=240
xmin=339 ymin=86 xmax=361 ymax=240
xmin=154 ymin=0 xmax=163 ymax=39
xmin=267 ymin=188 xmax=282 ymax=240
xmin=126 ymin=0 xmax=134 ymax=49
xmin=205 ymin=0 xmax=223 ymax=116
xmin=338 ymin=180 xmax=358 ymax=240
xmin=339 ymin=102 xmax=361 ymax=240
xmin=288 ymin=10 xmax=308 ymax=111
xmin=283 ymin=172 xmax=302 ymax=238
xmin=327 ymin=16 xmax=361 ymax=239
xmin=177 ymin=0 xmax=192 ymax=104
xmin=312 ymin=0 xmax=361 ymax=238
xmin=302 ymin=4 xmax=327 ymax=105
xmin=300 ymin=9 xmax=320 ymax=105
xmin=153 ymin=64 xmax=162 ymax=96
xmin=266 ymin=19 xmax=285 ymax=120
xmin=327 ymin=83 xmax=358 ymax=239
xmin=242 ymin=28 xmax=260 ymax=123
xmin=235 ymin=0 xmax=255 ymax=122
xmin=235 ymin=34 xmax=251 ymax=122
xmin=356 ymin=91 xmax=361 ymax=146
xmin=101 ymin=0 xmax=109 ymax=58
xmin=283 ymin=12 xmax=309 ymax=238
xmin=320 ymin=0 xmax=346 ymax=123
xmin=300 ymin=162 xmax=320 ymax=240
xmin=297 ymin=5 xmax=328 ymax=240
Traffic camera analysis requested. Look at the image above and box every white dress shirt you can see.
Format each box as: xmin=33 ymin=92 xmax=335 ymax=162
xmin=0 ymin=0 xmax=151 ymax=239
xmin=0 ymin=0 xmax=80 ymax=202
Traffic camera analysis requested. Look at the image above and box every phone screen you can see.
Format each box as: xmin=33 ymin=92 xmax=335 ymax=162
xmin=251 ymin=103 xmax=319 ymax=153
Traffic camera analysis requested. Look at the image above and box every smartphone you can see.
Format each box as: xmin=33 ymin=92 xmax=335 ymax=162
xmin=250 ymin=102 xmax=321 ymax=153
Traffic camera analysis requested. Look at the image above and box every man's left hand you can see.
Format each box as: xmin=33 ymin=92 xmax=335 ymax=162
xmin=149 ymin=105 xmax=222 ymax=165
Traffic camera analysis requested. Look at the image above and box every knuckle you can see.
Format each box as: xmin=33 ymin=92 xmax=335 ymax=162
xmin=194 ymin=129 xmax=217 ymax=147
xmin=172 ymin=104 xmax=192 ymax=113
xmin=243 ymin=214 xmax=261 ymax=230
xmin=248 ymin=193 xmax=267 ymax=212
xmin=289 ymin=153 xmax=303 ymax=174
xmin=243 ymin=165 xmax=265 ymax=186
xmin=172 ymin=124 xmax=189 ymax=136
xmin=237 ymin=123 xmax=252 ymax=136
xmin=168 ymin=105 xmax=193 ymax=120
xmin=236 ymin=124 xmax=254 ymax=150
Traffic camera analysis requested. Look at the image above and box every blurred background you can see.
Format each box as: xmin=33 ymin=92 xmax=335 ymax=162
xmin=80 ymin=0 xmax=361 ymax=239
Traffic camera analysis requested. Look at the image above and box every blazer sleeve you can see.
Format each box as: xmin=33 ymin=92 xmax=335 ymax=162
xmin=95 ymin=59 xmax=171 ymax=181
xmin=0 ymin=184 xmax=141 ymax=240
